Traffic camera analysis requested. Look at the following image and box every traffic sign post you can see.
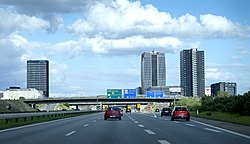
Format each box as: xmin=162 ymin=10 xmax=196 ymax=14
xmin=107 ymin=89 xmax=122 ymax=99
xmin=124 ymin=89 xmax=136 ymax=98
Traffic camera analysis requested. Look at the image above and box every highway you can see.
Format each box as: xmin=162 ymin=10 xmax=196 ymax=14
xmin=0 ymin=112 xmax=249 ymax=144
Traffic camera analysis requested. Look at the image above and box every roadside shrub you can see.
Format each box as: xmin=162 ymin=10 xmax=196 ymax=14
xmin=200 ymin=91 xmax=250 ymax=116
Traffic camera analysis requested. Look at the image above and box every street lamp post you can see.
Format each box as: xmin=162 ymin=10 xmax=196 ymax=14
xmin=174 ymin=95 xmax=176 ymax=107
xmin=96 ymin=96 xmax=99 ymax=110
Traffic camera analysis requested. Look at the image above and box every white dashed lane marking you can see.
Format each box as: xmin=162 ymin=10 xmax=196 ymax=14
xmin=134 ymin=121 xmax=139 ymax=124
xmin=138 ymin=124 xmax=144 ymax=128
xmin=84 ymin=124 xmax=89 ymax=127
xmin=145 ymin=129 xmax=155 ymax=135
xmin=65 ymin=131 xmax=76 ymax=137
xmin=185 ymin=124 xmax=195 ymax=127
xmin=158 ymin=140 xmax=171 ymax=144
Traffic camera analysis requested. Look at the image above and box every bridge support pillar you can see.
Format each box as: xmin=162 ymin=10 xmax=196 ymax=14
xmin=100 ymin=102 xmax=103 ymax=110
xmin=31 ymin=104 xmax=36 ymax=109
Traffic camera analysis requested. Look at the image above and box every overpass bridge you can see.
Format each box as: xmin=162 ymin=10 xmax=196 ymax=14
xmin=23 ymin=96 xmax=181 ymax=109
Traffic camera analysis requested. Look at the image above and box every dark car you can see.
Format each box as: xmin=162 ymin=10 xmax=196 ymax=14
xmin=171 ymin=106 xmax=190 ymax=121
xmin=104 ymin=107 xmax=122 ymax=120
xmin=126 ymin=108 xmax=131 ymax=113
xmin=161 ymin=107 xmax=171 ymax=116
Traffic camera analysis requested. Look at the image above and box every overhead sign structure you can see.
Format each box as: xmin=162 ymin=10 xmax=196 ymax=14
xmin=146 ymin=91 xmax=155 ymax=98
xmin=146 ymin=91 xmax=164 ymax=98
xmin=107 ymin=89 xmax=122 ymax=99
xmin=124 ymin=89 xmax=136 ymax=98
xmin=155 ymin=91 xmax=164 ymax=98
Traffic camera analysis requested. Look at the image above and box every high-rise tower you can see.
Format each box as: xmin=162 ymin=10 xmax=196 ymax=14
xmin=27 ymin=60 xmax=49 ymax=97
xmin=180 ymin=48 xmax=205 ymax=97
xmin=141 ymin=51 xmax=166 ymax=94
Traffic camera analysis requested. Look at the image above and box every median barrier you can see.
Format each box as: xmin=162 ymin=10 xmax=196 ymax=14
xmin=0 ymin=110 xmax=101 ymax=124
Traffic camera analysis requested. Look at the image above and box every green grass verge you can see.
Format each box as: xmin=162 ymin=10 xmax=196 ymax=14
xmin=0 ymin=112 xmax=98 ymax=130
xmin=190 ymin=111 xmax=250 ymax=126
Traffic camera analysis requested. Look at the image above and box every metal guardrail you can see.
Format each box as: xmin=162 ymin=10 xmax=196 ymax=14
xmin=0 ymin=110 xmax=100 ymax=124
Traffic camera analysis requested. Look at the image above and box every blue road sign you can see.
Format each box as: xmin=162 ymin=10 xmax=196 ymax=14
xmin=155 ymin=91 xmax=164 ymax=98
xmin=124 ymin=89 xmax=136 ymax=98
xmin=146 ymin=91 xmax=155 ymax=98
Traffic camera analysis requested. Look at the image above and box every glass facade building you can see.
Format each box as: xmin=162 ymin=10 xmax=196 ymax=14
xmin=27 ymin=60 xmax=49 ymax=98
xmin=211 ymin=82 xmax=237 ymax=96
xmin=141 ymin=51 xmax=166 ymax=94
xmin=180 ymin=48 xmax=205 ymax=97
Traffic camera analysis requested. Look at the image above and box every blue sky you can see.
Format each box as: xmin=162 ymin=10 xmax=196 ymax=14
xmin=0 ymin=0 xmax=249 ymax=97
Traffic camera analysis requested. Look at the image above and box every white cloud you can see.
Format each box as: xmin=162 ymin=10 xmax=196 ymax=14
xmin=0 ymin=34 xmax=28 ymax=89
xmin=206 ymin=68 xmax=236 ymax=82
xmin=200 ymin=14 xmax=244 ymax=37
xmin=67 ymin=0 xmax=248 ymax=39
xmin=46 ymin=35 xmax=182 ymax=56
xmin=52 ymin=40 xmax=85 ymax=58
xmin=0 ymin=8 xmax=49 ymax=35
xmin=67 ymin=19 xmax=94 ymax=36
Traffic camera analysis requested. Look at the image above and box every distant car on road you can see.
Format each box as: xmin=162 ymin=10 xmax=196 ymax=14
xmin=171 ymin=106 xmax=190 ymax=121
xmin=155 ymin=109 xmax=160 ymax=112
xmin=104 ymin=107 xmax=122 ymax=120
xmin=126 ymin=108 xmax=131 ymax=113
xmin=161 ymin=107 xmax=171 ymax=116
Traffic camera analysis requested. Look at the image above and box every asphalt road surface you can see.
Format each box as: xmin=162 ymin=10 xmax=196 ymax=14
xmin=0 ymin=112 xmax=249 ymax=144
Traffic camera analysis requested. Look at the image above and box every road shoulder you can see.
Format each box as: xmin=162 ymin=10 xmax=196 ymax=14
xmin=192 ymin=116 xmax=250 ymax=136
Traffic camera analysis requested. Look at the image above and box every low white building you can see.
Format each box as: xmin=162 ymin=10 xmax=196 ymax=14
xmin=0 ymin=91 xmax=3 ymax=98
xmin=205 ymin=87 xmax=211 ymax=96
xmin=1 ymin=88 xmax=43 ymax=100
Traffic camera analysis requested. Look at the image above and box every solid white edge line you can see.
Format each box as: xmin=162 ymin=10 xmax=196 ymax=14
xmin=192 ymin=120 xmax=250 ymax=139
xmin=145 ymin=129 xmax=155 ymax=135
xmin=65 ymin=131 xmax=76 ymax=137
xmin=158 ymin=140 xmax=171 ymax=144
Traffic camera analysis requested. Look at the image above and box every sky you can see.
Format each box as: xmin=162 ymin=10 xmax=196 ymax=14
xmin=0 ymin=0 xmax=249 ymax=97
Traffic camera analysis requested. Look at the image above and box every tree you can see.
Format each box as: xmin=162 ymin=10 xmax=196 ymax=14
xmin=217 ymin=91 xmax=229 ymax=97
xmin=176 ymin=97 xmax=201 ymax=111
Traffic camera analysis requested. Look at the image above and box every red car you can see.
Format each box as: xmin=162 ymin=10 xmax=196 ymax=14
xmin=104 ymin=107 xmax=122 ymax=120
xmin=171 ymin=106 xmax=190 ymax=121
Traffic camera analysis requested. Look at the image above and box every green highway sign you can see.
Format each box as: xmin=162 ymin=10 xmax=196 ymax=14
xmin=107 ymin=89 xmax=122 ymax=99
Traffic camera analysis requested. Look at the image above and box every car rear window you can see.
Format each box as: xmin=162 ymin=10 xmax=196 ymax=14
xmin=162 ymin=108 xmax=170 ymax=111
xmin=108 ymin=107 xmax=119 ymax=111
xmin=175 ymin=107 xmax=187 ymax=111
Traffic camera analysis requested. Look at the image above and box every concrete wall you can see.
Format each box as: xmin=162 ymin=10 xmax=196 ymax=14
xmin=1 ymin=89 xmax=43 ymax=100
